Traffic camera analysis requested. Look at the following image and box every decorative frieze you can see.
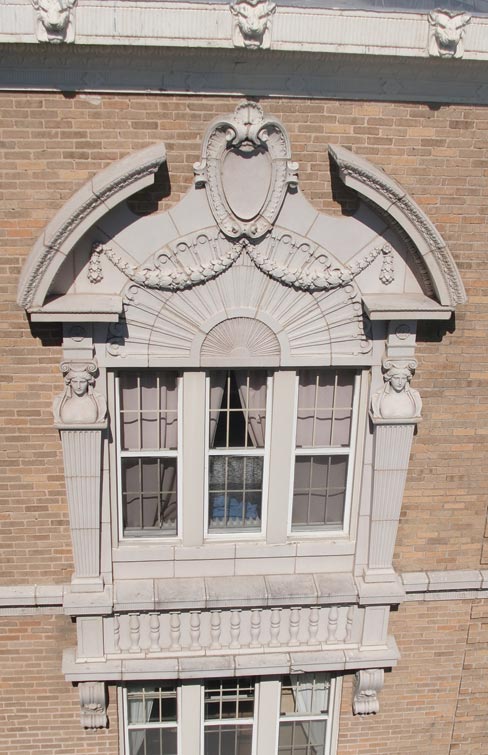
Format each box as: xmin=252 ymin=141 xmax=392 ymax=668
xmin=32 ymin=0 xmax=77 ymax=44
xmin=230 ymin=0 xmax=276 ymax=50
xmin=352 ymin=669 xmax=384 ymax=715
xmin=79 ymin=681 xmax=107 ymax=728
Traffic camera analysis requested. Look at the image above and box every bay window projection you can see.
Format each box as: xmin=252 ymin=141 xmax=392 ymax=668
xmin=292 ymin=371 xmax=356 ymax=532
xmin=125 ymin=684 xmax=178 ymax=755
xmin=208 ymin=370 xmax=268 ymax=532
xmin=204 ymin=678 xmax=255 ymax=755
xmin=118 ymin=373 xmax=179 ymax=536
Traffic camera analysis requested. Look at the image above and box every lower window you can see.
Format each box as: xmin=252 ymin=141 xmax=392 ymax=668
xmin=123 ymin=674 xmax=338 ymax=755
xmin=126 ymin=683 xmax=178 ymax=755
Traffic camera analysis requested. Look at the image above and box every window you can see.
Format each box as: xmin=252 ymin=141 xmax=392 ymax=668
xmin=204 ymin=678 xmax=255 ymax=755
xmin=278 ymin=674 xmax=333 ymax=755
xmin=118 ymin=372 xmax=179 ymax=537
xmin=207 ymin=370 xmax=269 ymax=534
xmin=123 ymin=675 xmax=340 ymax=755
xmin=291 ymin=370 xmax=357 ymax=533
xmin=125 ymin=683 xmax=178 ymax=755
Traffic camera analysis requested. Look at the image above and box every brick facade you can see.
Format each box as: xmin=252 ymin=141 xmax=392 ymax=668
xmin=1 ymin=92 xmax=488 ymax=751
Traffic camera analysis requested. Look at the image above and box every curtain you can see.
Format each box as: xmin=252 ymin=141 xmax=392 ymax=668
xmin=290 ymin=673 xmax=329 ymax=754
xmin=209 ymin=371 xmax=226 ymax=448
xmin=235 ymin=370 xmax=266 ymax=448
xmin=128 ymin=697 xmax=154 ymax=755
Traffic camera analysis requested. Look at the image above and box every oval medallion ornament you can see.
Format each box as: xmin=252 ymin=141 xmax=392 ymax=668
xmin=222 ymin=146 xmax=272 ymax=222
xmin=194 ymin=102 xmax=298 ymax=240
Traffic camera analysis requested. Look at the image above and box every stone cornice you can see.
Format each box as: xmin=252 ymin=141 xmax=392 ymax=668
xmin=2 ymin=2 xmax=488 ymax=61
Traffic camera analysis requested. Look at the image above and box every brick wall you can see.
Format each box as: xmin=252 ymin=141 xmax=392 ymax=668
xmin=1 ymin=93 xmax=487 ymax=580
xmin=0 ymin=614 xmax=118 ymax=754
xmin=1 ymin=92 xmax=488 ymax=752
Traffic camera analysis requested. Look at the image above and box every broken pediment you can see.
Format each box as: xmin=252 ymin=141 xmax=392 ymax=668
xmin=18 ymin=101 xmax=464 ymax=366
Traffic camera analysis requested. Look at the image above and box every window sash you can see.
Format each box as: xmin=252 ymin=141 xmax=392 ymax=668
xmin=117 ymin=373 xmax=182 ymax=540
xmin=205 ymin=374 xmax=272 ymax=538
xmin=289 ymin=372 xmax=359 ymax=536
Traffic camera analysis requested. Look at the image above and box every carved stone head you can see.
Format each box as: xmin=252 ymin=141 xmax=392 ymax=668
xmin=230 ymin=0 xmax=276 ymax=49
xmin=53 ymin=360 xmax=107 ymax=426
xmin=32 ymin=0 xmax=77 ymax=44
xmin=428 ymin=10 xmax=471 ymax=58
xmin=371 ymin=359 xmax=422 ymax=421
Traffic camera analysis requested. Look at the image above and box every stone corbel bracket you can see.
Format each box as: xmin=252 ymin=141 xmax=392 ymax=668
xmin=230 ymin=0 xmax=277 ymax=50
xmin=79 ymin=681 xmax=107 ymax=728
xmin=428 ymin=10 xmax=471 ymax=59
xmin=328 ymin=144 xmax=466 ymax=309
xmin=32 ymin=0 xmax=78 ymax=45
xmin=353 ymin=669 xmax=384 ymax=714
xmin=194 ymin=101 xmax=298 ymax=240
xmin=17 ymin=142 xmax=167 ymax=311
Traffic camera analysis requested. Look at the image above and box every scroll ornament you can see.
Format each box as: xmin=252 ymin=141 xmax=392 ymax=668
xmin=88 ymin=239 xmax=394 ymax=294
xmin=53 ymin=360 xmax=107 ymax=426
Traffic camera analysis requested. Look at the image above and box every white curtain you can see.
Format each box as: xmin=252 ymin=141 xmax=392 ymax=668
xmin=209 ymin=371 xmax=226 ymax=448
xmin=128 ymin=697 xmax=154 ymax=755
xmin=290 ymin=673 xmax=329 ymax=754
xmin=235 ymin=370 xmax=266 ymax=447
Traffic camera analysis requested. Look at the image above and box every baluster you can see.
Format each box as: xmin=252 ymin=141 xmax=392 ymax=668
xmin=230 ymin=609 xmax=241 ymax=649
xmin=270 ymin=608 xmax=281 ymax=647
xmin=149 ymin=613 xmax=161 ymax=653
xmin=190 ymin=611 xmax=201 ymax=650
xmin=327 ymin=606 xmax=338 ymax=644
xmin=210 ymin=611 xmax=222 ymax=650
xmin=250 ymin=609 xmax=262 ymax=648
xmin=170 ymin=612 xmax=181 ymax=651
xmin=345 ymin=606 xmax=354 ymax=643
xmin=114 ymin=614 xmax=120 ymax=653
xmin=308 ymin=606 xmax=320 ymax=645
xmin=289 ymin=607 xmax=300 ymax=646
xmin=129 ymin=613 xmax=140 ymax=653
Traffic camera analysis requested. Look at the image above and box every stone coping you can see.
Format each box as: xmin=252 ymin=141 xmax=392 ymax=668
xmin=62 ymin=637 xmax=400 ymax=681
xmin=2 ymin=571 xmax=488 ymax=612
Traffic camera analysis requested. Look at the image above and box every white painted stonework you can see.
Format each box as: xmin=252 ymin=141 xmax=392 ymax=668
xmin=17 ymin=101 xmax=466 ymax=724
xmin=0 ymin=2 xmax=488 ymax=61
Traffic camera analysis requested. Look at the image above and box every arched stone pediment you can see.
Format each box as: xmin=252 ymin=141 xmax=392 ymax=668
xmin=18 ymin=102 xmax=465 ymax=367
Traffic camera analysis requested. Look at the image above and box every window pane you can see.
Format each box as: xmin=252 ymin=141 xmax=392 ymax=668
xmin=210 ymin=371 xmax=267 ymax=449
xmin=204 ymin=679 xmax=255 ymax=720
xmin=122 ymin=459 xmax=177 ymax=535
xmin=208 ymin=456 xmax=263 ymax=530
xmin=120 ymin=372 xmax=178 ymax=451
xmin=292 ymin=456 xmax=347 ymax=530
xmin=129 ymin=728 xmax=177 ymax=755
xmin=296 ymin=370 xmax=354 ymax=449
xmin=204 ymin=725 xmax=253 ymax=755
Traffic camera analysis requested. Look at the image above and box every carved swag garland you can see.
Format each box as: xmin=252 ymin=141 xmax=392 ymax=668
xmin=88 ymin=102 xmax=395 ymax=295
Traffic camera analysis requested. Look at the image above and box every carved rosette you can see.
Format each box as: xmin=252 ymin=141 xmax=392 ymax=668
xmin=194 ymin=102 xmax=298 ymax=240
xmin=352 ymin=669 xmax=384 ymax=715
xmin=54 ymin=361 xmax=107 ymax=589
xmin=79 ymin=682 xmax=107 ymax=728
